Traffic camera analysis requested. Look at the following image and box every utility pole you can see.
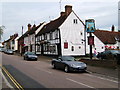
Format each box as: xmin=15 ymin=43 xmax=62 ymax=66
xmin=22 ymin=26 xmax=23 ymax=35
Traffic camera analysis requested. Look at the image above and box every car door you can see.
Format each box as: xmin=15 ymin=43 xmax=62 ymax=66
xmin=58 ymin=57 xmax=66 ymax=69
xmin=56 ymin=57 xmax=63 ymax=69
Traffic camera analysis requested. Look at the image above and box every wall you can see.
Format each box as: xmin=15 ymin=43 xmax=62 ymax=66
xmin=86 ymin=33 xmax=105 ymax=54
xmin=14 ymin=37 xmax=19 ymax=51
xmin=24 ymin=37 xmax=29 ymax=46
xmin=60 ymin=12 xmax=85 ymax=56
xmin=80 ymin=59 xmax=117 ymax=69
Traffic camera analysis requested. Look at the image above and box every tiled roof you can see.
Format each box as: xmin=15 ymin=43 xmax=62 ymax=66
xmin=36 ymin=15 xmax=68 ymax=36
xmin=28 ymin=24 xmax=43 ymax=35
xmin=3 ymin=38 xmax=11 ymax=43
xmin=94 ymin=30 xmax=120 ymax=44
xmin=11 ymin=34 xmax=18 ymax=41
xmin=18 ymin=23 xmax=43 ymax=40
xmin=3 ymin=34 xmax=18 ymax=43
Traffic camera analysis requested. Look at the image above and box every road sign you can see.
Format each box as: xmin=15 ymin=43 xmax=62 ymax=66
xmin=86 ymin=19 xmax=95 ymax=33
xmin=88 ymin=36 xmax=94 ymax=45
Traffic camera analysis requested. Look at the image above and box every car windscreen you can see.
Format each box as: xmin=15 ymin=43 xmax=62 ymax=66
xmin=62 ymin=56 xmax=75 ymax=61
xmin=27 ymin=52 xmax=35 ymax=55
xmin=110 ymin=50 xmax=120 ymax=54
xmin=7 ymin=49 xmax=13 ymax=51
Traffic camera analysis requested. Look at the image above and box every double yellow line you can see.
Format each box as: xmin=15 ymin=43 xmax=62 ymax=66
xmin=1 ymin=65 xmax=24 ymax=90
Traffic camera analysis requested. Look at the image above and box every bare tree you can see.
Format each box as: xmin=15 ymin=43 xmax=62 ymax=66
xmin=0 ymin=26 xmax=5 ymax=40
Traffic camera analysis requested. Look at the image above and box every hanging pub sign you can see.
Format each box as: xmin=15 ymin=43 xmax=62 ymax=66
xmin=85 ymin=19 xmax=95 ymax=33
xmin=88 ymin=36 xmax=94 ymax=45
xmin=64 ymin=42 xmax=68 ymax=49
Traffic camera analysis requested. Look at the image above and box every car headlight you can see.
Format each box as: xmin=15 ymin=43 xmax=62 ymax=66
xmin=70 ymin=64 xmax=77 ymax=67
xmin=83 ymin=64 xmax=87 ymax=67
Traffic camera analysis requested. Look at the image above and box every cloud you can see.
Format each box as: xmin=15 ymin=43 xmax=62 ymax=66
xmin=1 ymin=0 xmax=119 ymax=41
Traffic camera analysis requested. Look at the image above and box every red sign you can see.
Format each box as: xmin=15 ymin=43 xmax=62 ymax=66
xmin=22 ymin=44 xmax=25 ymax=46
xmin=64 ymin=42 xmax=68 ymax=49
xmin=88 ymin=36 xmax=94 ymax=45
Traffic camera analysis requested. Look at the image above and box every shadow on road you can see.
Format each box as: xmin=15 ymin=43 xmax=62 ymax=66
xmin=3 ymin=65 xmax=48 ymax=89
xmin=51 ymin=67 xmax=88 ymax=74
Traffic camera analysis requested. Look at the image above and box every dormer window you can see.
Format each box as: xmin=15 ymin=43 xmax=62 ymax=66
xmin=73 ymin=19 xmax=78 ymax=24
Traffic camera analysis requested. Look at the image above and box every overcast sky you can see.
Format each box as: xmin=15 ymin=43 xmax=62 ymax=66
xmin=0 ymin=0 xmax=119 ymax=41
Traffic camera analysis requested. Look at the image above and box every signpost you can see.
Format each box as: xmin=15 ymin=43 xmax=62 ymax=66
xmin=85 ymin=19 xmax=95 ymax=60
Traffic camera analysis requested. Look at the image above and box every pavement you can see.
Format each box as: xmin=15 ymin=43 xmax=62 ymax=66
xmin=0 ymin=69 xmax=13 ymax=90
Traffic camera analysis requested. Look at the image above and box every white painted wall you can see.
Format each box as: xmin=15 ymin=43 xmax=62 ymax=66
xmin=24 ymin=34 xmax=35 ymax=45
xmin=30 ymin=34 xmax=35 ymax=45
xmin=14 ymin=37 xmax=19 ymax=51
xmin=24 ymin=37 xmax=29 ymax=46
xmin=86 ymin=32 xmax=120 ymax=55
xmin=9 ymin=37 xmax=19 ymax=51
xmin=86 ymin=33 xmax=105 ymax=54
xmin=60 ymin=12 xmax=85 ymax=56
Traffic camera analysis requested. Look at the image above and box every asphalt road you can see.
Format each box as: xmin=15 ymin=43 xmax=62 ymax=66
xmin=2 ymin=53 xmax=119 ymax=89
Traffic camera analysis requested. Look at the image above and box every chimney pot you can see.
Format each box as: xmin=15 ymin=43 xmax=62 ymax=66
xmin=60 ymin=12 xmax=65 ymax=16
xmin=111 ymin=25 xmax=115 ymax=32
xmin=33 ymin=24 xmax=36 ymax=27
xmin=28 ymin=24 xmax=31 ymax=31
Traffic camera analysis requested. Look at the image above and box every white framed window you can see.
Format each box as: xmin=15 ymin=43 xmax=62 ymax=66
xmin=50 ymin=32 xmax=53 ymax=40
xmin=54 ymin=30 xmax=59 ymax=39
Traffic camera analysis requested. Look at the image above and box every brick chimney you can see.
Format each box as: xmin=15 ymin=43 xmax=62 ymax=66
xmin=111 ymin=25 xmax=115 ymax=32
xmin=33 ymin=24 xmax=36 ymax=28
xmin=60 ymin=12 xmax=65 ymax=16
xmin=32 ymin=24 xmax=36 ymax=30
xmin=28 ymin=24 xmax=31 ymax=31
xmin=65 ymin=5 xmax=72 ymax=16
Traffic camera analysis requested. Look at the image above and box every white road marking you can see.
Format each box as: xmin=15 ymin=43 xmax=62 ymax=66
xmin=66 ymin=78 xmax=96 ymax=89
xmin=85 ymin=74 xmax=118 ymax=83
xmin=87 ymin=70 xmax=118 ymax=80
xmin=35 ymin=67 xmax=52 ymax=74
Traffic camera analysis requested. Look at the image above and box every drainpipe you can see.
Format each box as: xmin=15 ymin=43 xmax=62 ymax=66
xmin=35 ymin=34 xmax=36 ymax=54
xmin=84 ymin=25 xmax=87 ymax=56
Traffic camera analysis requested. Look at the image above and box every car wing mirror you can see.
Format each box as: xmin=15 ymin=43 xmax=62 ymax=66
xmin=58 ymin=58 xmax=62 ymax=61
xmin=109 ymin=52 xmax=112 ymax=54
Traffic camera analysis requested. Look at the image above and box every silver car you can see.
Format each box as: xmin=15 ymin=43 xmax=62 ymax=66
xmin=5 ymin=49 xmax=14 ymax=55
xmin=24 ymin=52 xmax=38 ymax=61
xmin=51 ymin=56 xmax=87 ymax=73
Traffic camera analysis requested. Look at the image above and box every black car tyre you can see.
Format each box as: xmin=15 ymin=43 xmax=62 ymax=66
xmin=25 ymin=57 xmax=28 ymax=61
xmin=52 ymin=63 xmax=56 ymax=69
xmin=64 ymin=66 xmax=69 ymax=73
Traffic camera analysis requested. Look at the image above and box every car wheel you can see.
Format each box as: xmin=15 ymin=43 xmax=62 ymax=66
xmin=24 ymin=57 xmax=25 ymax=60
xmin=52 ymin=63 xmax=56 ymax=69
xmin=64 ymin=66 xmax=69 ymax=73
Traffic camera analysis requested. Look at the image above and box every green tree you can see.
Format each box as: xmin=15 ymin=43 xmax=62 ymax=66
xmin=0 ymin=26 xmax=5 ymax=40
